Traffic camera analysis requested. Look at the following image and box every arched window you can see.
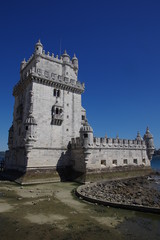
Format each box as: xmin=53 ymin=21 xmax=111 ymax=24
xmin=53 ymin=89 xmax=60 ymax=97
xmin=56 ymin=108 xmax=59 ymax=114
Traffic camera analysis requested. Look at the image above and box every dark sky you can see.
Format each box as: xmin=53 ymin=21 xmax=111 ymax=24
xmin=0 ymin=0 xmax=160 ymax=150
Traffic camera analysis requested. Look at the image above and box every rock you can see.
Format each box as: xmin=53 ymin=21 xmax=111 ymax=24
xmin=17 ymin=197 xmax=22 ymax=201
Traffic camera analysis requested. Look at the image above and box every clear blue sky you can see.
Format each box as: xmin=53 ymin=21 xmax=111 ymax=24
xmin=0 ymin=0 xmax=160 ymax=151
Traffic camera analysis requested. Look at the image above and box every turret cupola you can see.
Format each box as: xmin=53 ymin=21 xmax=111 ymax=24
xmin=72 ymin=53 xmax=79 ymax=70
xmin=80 ymin=120 xmax=93 ymax=147
xmin=144 ymin=127 xmax=153 ymax=142
xmin=143 ymin=127 xmax=155 ymax=160
xmin=35 ymin=39 xmax=43 ymax=55
xmin=136 ymin=131 xmax=142 ymax=141
xmin=62 ymin=50 xmax=70 ymax=63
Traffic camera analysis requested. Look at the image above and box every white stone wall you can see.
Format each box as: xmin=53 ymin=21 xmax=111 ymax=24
xmin=27 ymin=148 xmax=71 ymax=169
xmin=32 ymin=82 xmax=82 ymax=149
xmin=71 ymin=149 xmax=85 ymax=172
xmin=86 ymin=148 xmax=150 ymax=170
xmin=72 ymin=147 xmax=150 ymax=173
xmin=24 ymin=80 xmax=82 ymax=168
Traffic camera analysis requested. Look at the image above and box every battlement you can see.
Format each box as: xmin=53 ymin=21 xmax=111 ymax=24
xmin=71 ymin=136 xmax=146 ymax=149
xmin=20 ymin=41 xmax=79 ymax=83
xmin=14 ymin=41 xmax=84 ymax=96
xmin=21 ymin=50 xmax=78 ymax=70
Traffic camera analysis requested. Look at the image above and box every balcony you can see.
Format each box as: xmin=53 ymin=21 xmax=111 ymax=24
xmin=52 ymin=114 xmax=63 ymax=126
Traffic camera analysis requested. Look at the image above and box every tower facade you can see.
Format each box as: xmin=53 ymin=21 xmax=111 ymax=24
xmin=6 ymin=41 xmax=85 ymax=172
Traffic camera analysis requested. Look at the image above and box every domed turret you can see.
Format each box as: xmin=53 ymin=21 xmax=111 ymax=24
xmin=24 ymin=114 xmax=37 ymax=153
xmin=62 ymin=50 xmax=70 ymax=63
xmin=35 ymin=39 xmax=43 ymax=55
xmin=143 ymin=127 xmax=154 ymax=160
xmin=136 ymin=131 xmax=142 ymax=141
xmin=72 ymin=53 xmax=79 ymax=70
xmin=80 ymin=120 xmax=93 ymax=147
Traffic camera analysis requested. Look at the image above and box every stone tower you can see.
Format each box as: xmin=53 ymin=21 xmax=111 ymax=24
xmin=6 ymin=40 xmax=85 ymax=172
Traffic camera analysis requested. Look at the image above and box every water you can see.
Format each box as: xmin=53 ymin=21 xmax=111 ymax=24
xmin=0 ymin=152 xmax=5 ymax=162
xmin=151 ymin=156 xmax=160 ymax=171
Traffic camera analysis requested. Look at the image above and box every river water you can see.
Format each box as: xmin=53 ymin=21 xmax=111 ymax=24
xmin=151 ymin=156 xmax=160 ymax=171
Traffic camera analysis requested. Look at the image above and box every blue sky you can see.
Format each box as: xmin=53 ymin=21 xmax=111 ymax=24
xmin=0 ymin=0 xmax=160 ymax=150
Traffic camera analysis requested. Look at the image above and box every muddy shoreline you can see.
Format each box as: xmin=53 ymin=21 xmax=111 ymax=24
xmin=0 ymin=180 xmax=160 ymax=239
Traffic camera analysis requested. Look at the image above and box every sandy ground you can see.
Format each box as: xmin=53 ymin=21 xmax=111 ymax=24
xmin=25 ymin=213 xmax=68 ymax=224
xmin=0 ymin=200 xmax=14 ymax=213
xmin=0 ymin=181 xmax=160 ymax=240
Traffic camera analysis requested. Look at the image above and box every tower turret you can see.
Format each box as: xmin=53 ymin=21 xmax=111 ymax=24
xmin=143 ymin=127 xmax=155 ymax=160
xmin=136 ymin=131 xmax=142 ymax=141
xmin=35 ymin=39 xmax=43 ymax=55
xmin=80 ymin=120 xmax=93 ymax=148
xmin=62 ymin=50 xmax=70 ymax=63
xmin=72 ymin=54 xmax=79 ymax=70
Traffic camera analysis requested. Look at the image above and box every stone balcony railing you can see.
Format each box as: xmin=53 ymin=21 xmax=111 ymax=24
xmin=52 ymin=114 xmax=64 ymax=126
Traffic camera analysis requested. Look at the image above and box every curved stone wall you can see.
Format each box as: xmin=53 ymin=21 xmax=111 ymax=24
xmin=76 ymin=176 xmax=160 ymax=214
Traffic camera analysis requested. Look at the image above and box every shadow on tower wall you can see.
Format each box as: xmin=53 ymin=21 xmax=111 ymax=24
xmin=0 ymin=145 xmax=87 ymax=184
xmin=56 ymin=144 xmax=87 ymax=183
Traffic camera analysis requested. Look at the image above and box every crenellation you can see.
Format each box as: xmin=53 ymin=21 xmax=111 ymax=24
xmin=71 ymin=135 xmax=147 ymax=151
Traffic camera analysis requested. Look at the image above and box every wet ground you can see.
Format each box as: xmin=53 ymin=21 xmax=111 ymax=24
xmin=0 ymin=180 xmax=160 ymax=240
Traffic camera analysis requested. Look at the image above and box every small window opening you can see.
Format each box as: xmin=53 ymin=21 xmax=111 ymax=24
xmin=67 ymin=115 xmax=69 ymax=119
xmin=56 ymin=108 xmax=59 ymax=114
xmin=53 ymin=89 xmax=60 ymax=97
xmin=133 ymin=159 xmax=138 ymax=164
xmin=37 ymin=47 xmax=39 ymax=50
xmin=67 ymin=103 xmax=69 ymax=106
xmin=101 ymin=160 xmax=106 ymax=166
xmin=66 ymin=129 xmax=69 ymax=131
xmin=82 ymin=115 xmax=85 ymax=120
xmin=112 ymin=160 xmax=117 ymax=165
xmin=84 ymin=134 xmax=88 ymax=138
xmin=123 ymin=159 xmax=128 ymax=165
xmin=54 ymin=89 xmax=56 ymax=96
xmin=142 ymin=158 xmax=146 ymax=164
xmin=57 ymin=90 xmax=60 ymax=97
xmin=26 ymin=126 xmax=28 ymax=131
